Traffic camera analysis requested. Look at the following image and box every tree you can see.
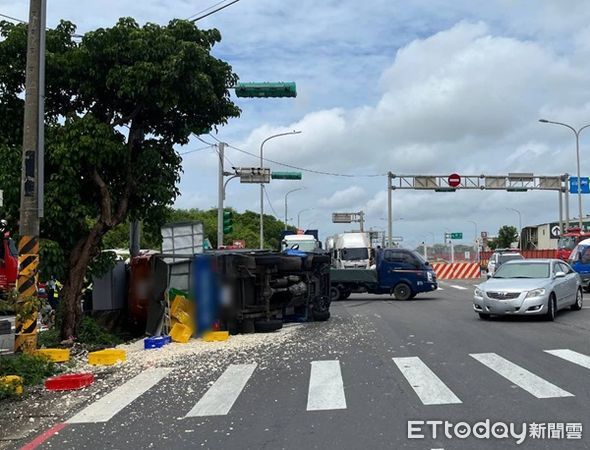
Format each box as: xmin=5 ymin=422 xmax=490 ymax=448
xmin=0 ymin=18 xmax=240 ymax=339
xmin=496 ymin=226 xmax=518 ymax=249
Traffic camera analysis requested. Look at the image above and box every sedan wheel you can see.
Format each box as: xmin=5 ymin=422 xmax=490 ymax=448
xmin=545 ymin=295 xmax=556 ymax=321
xmin=571 ymin=289 xmax=583 ymax=311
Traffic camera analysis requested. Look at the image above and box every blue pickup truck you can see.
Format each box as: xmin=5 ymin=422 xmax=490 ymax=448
xmin=330 ymin=248 xmax=437 ymax=300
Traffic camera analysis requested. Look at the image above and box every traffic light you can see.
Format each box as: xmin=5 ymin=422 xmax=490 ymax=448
xmin=223 ymin=210 xmax=233 ymax=234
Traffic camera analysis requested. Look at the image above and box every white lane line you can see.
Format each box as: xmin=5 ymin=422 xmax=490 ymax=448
xmin=186 ymin=363 xmax=257 ymax=417
xmin=437 ymin=287 xmax=444 ymax=291
xmin=68 ymin=368 xmax=172 ymax=423
xmin=470 ymin=353 xmax=573 ymax=399
xmin=392 ymin=357 xmax=462 ymax=405
xmin=545 ymin=349 xmax=590 ymax=370
xmin=449 ymin=285 xmax=468 ymax=290
xmin=307 ymin=360 xmax=347 ymax=411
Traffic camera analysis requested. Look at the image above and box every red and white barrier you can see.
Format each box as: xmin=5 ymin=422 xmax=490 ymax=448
xmin=432 ymin=262 xmax=481 ymax=280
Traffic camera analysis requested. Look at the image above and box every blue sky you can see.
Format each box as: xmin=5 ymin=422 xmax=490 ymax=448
xmin=3 ymin=0 xmax=590 ymax=247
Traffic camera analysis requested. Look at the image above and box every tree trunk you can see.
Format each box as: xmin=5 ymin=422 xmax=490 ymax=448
xmin=60 ymin=223 xmax=108 ymax=340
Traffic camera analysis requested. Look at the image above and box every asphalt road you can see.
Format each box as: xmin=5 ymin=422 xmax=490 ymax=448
xmin=26 ymin=279 xmax=590 ymax=450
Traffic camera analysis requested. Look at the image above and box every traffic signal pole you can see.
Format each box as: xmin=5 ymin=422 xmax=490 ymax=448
xmin=217 ymin=142 xmax=225 ymax=248
xmin=16 ymin=0 xmax=45 ymax=353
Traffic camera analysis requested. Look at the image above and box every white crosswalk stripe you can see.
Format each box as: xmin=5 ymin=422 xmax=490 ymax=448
xmin=63 ymin=349 xmax=590 ymax=424
xmin=185 ymin=363 xmax=257 ymax=417
xmin=544 ymin=349 xmax=590 ymax=370
xmin=307 ymin=360 xmax=347 ymax=411
xmin=393 ymin=356 xmax=462 ymax=405
xmin=470 ymin=353 xmax=573 ymax=399
xmin=449 ymin=284 xmax=468 ymax=290
xmin=68 ymin=368 xmax=172 ymax=423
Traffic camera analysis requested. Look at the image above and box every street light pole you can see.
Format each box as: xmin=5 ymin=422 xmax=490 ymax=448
xmin=540 ymin=119 xmax=590 ymax=229
xmin=467 ymin=220 xmax=479 ymax=262
xmin=284 ymin=187 xmax=305 ymax=231
xmin=297 ymin=208 xmax=312 ymax=229
xmin=259 ymin=130 xmax=302 ymax=249
xmin=506 ymin=208 xmax=522 ymax=249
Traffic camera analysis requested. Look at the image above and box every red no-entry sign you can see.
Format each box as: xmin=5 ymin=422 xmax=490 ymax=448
xmin=448 ymin=173 xmax=461 ymax=187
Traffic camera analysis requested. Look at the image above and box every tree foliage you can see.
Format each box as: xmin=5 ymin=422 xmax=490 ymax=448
xmin=165 ymin=208 xmax=295 ymax=250
xmin=496 ymin=225 xmax=518 ymax=249
xmin=0 ymin=18 xmax=240 ymax=338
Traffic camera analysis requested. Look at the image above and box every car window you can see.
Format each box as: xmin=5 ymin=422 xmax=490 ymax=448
xmin=558 ymin=262 xmax=572 ymax=274
xmin=498 ymin=254 xmax=523 ymax=264
xmin=493 ymin=262 xmax=550 ymax=278
xmin=552 ymin=263 xmax=561 ymax=275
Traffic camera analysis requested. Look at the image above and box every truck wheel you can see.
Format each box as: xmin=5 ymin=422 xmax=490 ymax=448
xmin=393 ymin=283 xmax=412 ymax=301
xmin=330 ymin=286 xmax=342 ymax=301
xmin=254 ymin=319 xmax=283 ymax=333
xmin=240 ymin=319 xmax=255 ymax=334
xmin=311 ymin=295 xmax=331 ymax=321
xmin=312 ymin=310 xmax=330 ymax=321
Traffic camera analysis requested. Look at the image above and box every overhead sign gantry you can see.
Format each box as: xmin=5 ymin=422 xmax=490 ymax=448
xmin=386 ymin=172 xmax=569 ymax=247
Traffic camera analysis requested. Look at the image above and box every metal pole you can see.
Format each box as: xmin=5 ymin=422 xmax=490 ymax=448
xmin=217 ymin=143 xmax=224 ymax=248
xmin=359 ymin=211 xmax=365 ymax=232
xmin=565 ymin=179 xmax=570 ymax=229
xmin=576 ymin=131 xmax=583 ymax=229
xmin=423 ymin=241 xmax=427 ymax=260
xmin=284 ymin=187 xmax=304 ymax=231
xmin=16 ymin=0 xmax=44 ymax=353
xmin=559 ymin=186 xmax=564 ymax=234
xmin=130 ymin=221 xmax=141 ymax=257
xmin=387 ymin=172 xmax=393 ymax=247
xmin=259 ymin=131 xmax=302 ymax=249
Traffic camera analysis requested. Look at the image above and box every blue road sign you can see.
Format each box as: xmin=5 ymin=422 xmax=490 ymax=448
xmin=569 ymin=177 xmax=590 ymax=194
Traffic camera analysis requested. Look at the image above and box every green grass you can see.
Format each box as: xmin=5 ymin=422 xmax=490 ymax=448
xmin=0 ymin=353 xmax=60 ymax=400
xmin=38 ymin=316 xmax=122 ymax=350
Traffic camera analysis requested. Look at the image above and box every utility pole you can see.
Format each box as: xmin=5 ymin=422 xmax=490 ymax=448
xmin=217 ymin=142 xmax=225 ymax=248
xmin=16 ymin=0 xmax=46 ymax=353
xmin=359 ymin=211 xmax=365 ymax=232
xmin=387 ymin=172 xmax=393 ymax=247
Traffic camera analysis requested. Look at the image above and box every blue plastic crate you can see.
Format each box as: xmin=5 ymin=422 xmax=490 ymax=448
xmin=144 ymin=336 xmax=166 ymax=349
xmin=162 ymin=335 xmax=172 ymax=345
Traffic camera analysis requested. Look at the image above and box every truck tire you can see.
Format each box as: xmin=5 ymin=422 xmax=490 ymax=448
xmin=254 ymin=319 xmax=283 ymax=333
xmin=393 ymin=282 xmax=412 ymax=300
xmin=311 ymin=295 xmax=331 ymax=321
xmin=240 ymin=319 xmax=256 ymax=334
xmin=330 ymin=285 xmax=342 ymax=301
xmin=312 ymin=310 xmax=330 ymax=321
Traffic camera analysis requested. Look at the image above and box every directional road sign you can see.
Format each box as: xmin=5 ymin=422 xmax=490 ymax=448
xmin=569 ymin=177 xmax=590 ymax=194
xmin=238 ymin=167 xmax=271 ymax=183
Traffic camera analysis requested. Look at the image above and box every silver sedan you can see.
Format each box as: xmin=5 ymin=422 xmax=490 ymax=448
xmin=473 ymin=259 xmax=583 ymax=321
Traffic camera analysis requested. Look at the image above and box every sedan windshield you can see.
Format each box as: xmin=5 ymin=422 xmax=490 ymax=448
xmin=498 ymin=254 xmax=523 ymax=264
xmin=493 ymin=262 xmax=550 ymax=279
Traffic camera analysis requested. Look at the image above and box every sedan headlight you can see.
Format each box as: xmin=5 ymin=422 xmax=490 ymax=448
xmin=525 ymin=288 xmax=546 ymax=298
xmin=474 ymin=287 xmax=484 ymax=297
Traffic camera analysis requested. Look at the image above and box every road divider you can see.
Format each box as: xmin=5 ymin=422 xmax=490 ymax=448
xmin=432 ymin=262 xmax=481 ymax=280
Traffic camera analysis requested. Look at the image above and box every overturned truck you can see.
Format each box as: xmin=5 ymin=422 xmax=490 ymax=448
xmin=143 ymin=249 xmax=332 ymax=335
xmin=211 ymin=250 xmax=332 ymax=333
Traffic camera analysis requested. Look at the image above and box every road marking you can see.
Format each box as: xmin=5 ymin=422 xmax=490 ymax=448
xmin=545 ymin=349 xmax=590 ymax=370
xmin=186 ymin=364 xmax=257 ymax=417
xmin=68 ymin=368 xmax=172 ymax=423
xmin=392 ymin=357 xmax=462 ymax=405
xmin=470 ymin=353 xmax=573 ymax=398
xmin=307 ymin=360 xmax=347 ymax=411
xmin=437 ymin=287 xmax=444 ymax=291
xmin=449 ymin=285 xmax=468 ymax=290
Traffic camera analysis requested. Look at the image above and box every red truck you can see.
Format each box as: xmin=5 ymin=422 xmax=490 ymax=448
xmin=0 ymin=232 xmax=18 ymax=298
xmin=556 ymin=227 xmax=590 ymax=261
